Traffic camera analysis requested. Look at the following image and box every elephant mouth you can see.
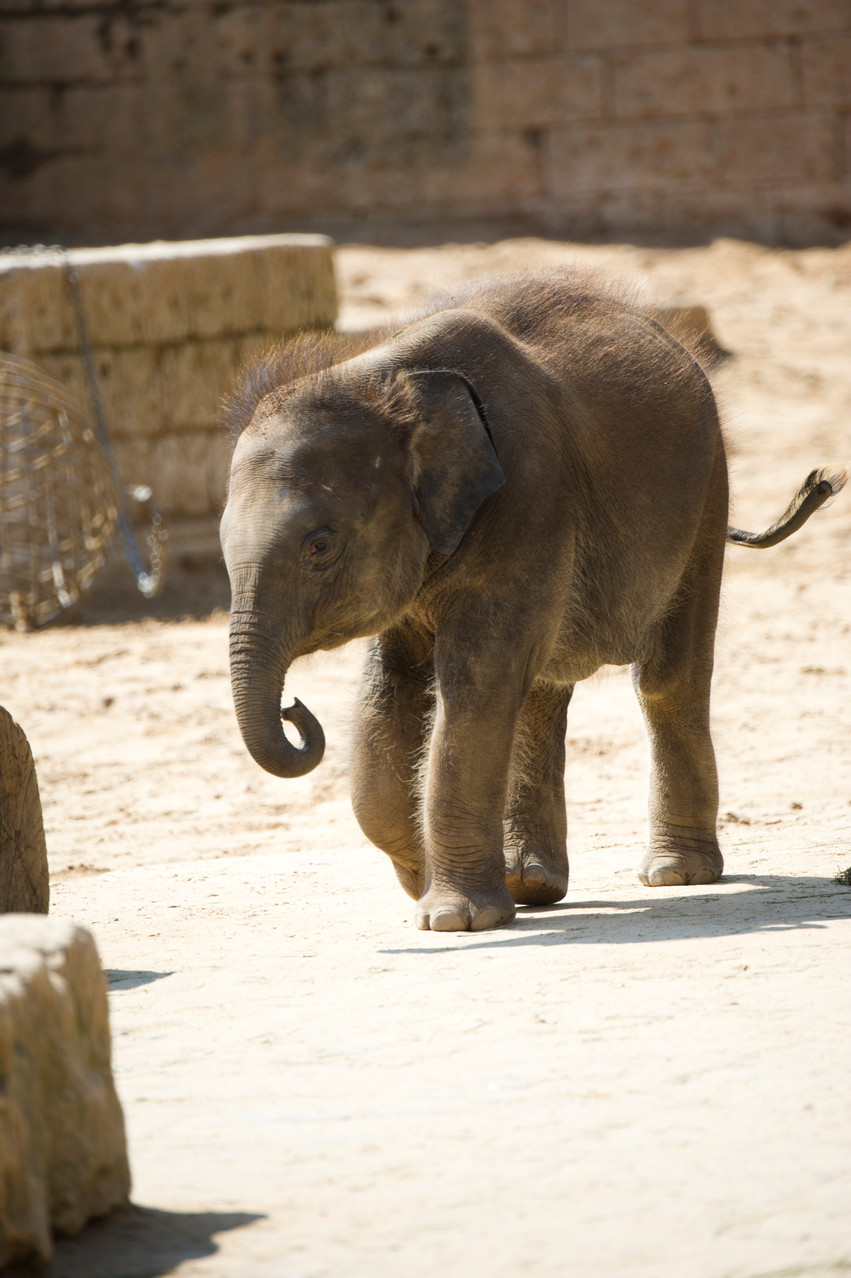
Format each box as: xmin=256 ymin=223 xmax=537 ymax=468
xmin=292 ymin=608 xmax=389 ymax=657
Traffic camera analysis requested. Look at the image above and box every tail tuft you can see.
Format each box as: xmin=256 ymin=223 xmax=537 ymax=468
xmin=808 ymin=465 xmax=848 ymax=502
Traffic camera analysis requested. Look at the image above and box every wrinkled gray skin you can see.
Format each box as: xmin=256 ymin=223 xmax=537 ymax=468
xmin=221 ymin=274 xmax=845 ymax=932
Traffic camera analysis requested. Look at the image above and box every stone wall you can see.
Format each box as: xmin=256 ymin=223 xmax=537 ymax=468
xmin=1 ymin=0 xmax=849 ymax=246
xmin=0 ymin=235 xmax=337 ymax=521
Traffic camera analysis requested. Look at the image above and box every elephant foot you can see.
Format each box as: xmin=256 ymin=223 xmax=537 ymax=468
xmin=639 ymin=831 xmax=723 ymax=887
xmin=414 ymin=884 xmax=516 ymax=932
xmin=504 ymin=850 xmax=568 ymax=906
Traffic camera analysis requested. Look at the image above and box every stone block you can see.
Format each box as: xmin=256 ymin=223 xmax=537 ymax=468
xmin=0 ymin=236 xmax=337 ymax=355
xmin=1 ymin=237 xmax=336 ymax=521
xmin=302 ymin=64 xmax=468 ymax=152
xmin=149 ymin=430 xmax=231 ymax=519
xmin=289 ymin=128 xmax=538 ymax=216
xmin=0 ymin=709 xmax=48 ymax=914
xmin=268 ymin=0 xmax=468 ymax=74
xmin=474 ymin=55 xmax=604 ymax=130
xmin=53 ymin=84 xmax=159 ymax=156
xmin=612 ymin=45 xmax=797 ymax=118
xmin=4 ymin=0 xmax=842 ymax=288
xmin=695 ymin=0 xmax=851 ymax=41
xmin=46 ymin=76 xmax=262 ymax=166
xmin=173 ymin=149 xmax=263 ymax=237
xmin=384 ymin=0 xmax=470 ymax=65
xmin=158 ymin=341 xmax=244 ymax=434
xmin=0 ymin=13 xmax=138 ymax=86
xmin=711 ymin=111 xmax=839 ymax=183
xmin=238 ymin=332 xmax=275 ymax=369
xmin=0 ymin=140 xmax=62 ymax=229
xmin=545 ymin=119 xmax=715 ymax=194
xmin=43 ymin=151 xmax=195 ymax=240
xmin=0 ymin=88 xmax=57 ymax=151
xmin=542 ymin=178 xmax=783 ymax=243
xmin=131 ymin=3 xmax=270 ymax=84
xmin=21 ymin=0 xmax=107 ymax=8
xmin=617 ymin=181 xmax=782 ymax=241
xmin=425 ymin=130 xmax=543 ymax=209
xmin=469 ymin=0 xmax=562 ymax=59
xmin=112 ymin=438 xmax=154 ymax=500
xmin=777 ymin=182 xmax=851 ymax=245
xmin=270 ymin=1 xmax=388 ymax=73
xmin=114 ymin=236 xmax=335 ymax=343
xmin=141 ymin=81 xmax=268 ymax=158
xmin=207 ymin=431 xmax=234 ymax=513
xmin=801 ymin=34 xmax=851 ymax=107
xmin=0 ymin=915 xmax=130 ymax=1266
xmin=564 ymin=0 xmax=691 ymax=50
xmin=39 ymin=347 xmax=164 ymax=441
xmin=0 ymin=255 xmax=76 ymax=358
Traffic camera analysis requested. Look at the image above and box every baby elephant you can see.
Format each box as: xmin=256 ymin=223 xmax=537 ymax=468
xmin=220 ymin=273 xmax=845 ymax=932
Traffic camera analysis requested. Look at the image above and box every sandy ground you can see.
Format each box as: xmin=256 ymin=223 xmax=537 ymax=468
xmin=3 ymin=235 xmax=850 ymax=1278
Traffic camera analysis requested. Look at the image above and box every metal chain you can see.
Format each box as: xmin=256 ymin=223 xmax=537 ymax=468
xmin=1 ymin=242 xmax=167 ymax=598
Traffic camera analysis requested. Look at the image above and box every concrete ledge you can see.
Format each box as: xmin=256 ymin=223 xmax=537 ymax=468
xmin=0 ymin=236 xmax=338 ymax=521
xmin=0 ymin=235 xmax=337 ymax=354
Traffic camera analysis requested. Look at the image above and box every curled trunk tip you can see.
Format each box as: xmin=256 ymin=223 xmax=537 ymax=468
xmin=227 ymin=602 xmax=326 ymax=778
xmin=281 ymin=697 xmax=326 ymax=772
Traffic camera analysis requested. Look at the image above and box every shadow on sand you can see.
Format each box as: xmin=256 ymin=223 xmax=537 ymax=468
xmin=55 ymin=561 xmax=230 ymax=627
xmin=106 ymin=969 xmax=174 ymax=992
xmin=4 ymin=1204 xmax=264 ymax=1278
xmin=382 ymin=873 xmax=851 ymax=954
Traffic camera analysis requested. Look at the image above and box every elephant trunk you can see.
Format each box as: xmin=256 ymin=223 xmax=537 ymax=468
xmin=228 ymin=606 xmax=325 ymax=778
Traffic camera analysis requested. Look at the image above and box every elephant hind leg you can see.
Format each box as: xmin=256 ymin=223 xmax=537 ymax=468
xmin=503 ymin=683 xmax=571 ymax=906
xmin=633 ymin=647 xmax=724 ymax=888
xmin=633 ymin=495 xmax=726 ymax=888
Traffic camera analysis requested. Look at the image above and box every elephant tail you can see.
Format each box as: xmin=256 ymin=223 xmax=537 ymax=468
xmin=727 ymin=465 xmax=847 ymax=549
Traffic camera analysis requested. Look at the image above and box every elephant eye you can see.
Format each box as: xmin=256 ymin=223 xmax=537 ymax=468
xmin=302 ymin=528 xmax=336 ymax=568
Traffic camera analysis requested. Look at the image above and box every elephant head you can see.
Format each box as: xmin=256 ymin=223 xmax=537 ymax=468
xmin=220 ymin=364 xmax=505 ymax=779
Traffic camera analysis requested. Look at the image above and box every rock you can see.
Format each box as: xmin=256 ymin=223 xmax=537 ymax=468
xmin=0 ymin=915 xmax=131 ymax=1267
xmin=0 ymin=708 xmax=49 ymax=914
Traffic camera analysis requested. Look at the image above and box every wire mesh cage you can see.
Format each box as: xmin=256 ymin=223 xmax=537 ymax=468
xmin=0 ymin=352 xmax=119 ymax=630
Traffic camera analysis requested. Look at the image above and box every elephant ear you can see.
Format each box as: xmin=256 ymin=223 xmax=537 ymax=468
xmin=404 ymin=370 xmax=506 ymax=556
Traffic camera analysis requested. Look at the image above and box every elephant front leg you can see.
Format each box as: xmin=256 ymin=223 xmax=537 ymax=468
xmin=503 ymin=683 xmax=571 ymax=906
xmin=350 ymin=628 xmax=434 ymax=900
xmin=415 ymin=651 xmax=520 ymax=932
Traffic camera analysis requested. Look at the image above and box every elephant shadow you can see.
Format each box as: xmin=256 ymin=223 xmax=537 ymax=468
xmin=383 ymin=873 xmax=851 ymax=953
xmin=4 ymin=1204 xmax=264 ymax=1278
